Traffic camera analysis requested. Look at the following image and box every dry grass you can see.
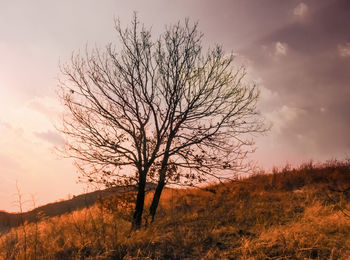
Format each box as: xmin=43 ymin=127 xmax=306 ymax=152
xmin=1 ymin=160 xmax=350 ymax=259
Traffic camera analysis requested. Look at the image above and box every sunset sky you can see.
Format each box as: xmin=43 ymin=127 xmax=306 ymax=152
xmin=1 ymin=0 xmax=349 ymax=212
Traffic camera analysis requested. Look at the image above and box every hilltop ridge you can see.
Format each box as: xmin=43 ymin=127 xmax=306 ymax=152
xmin=0 ymin=183 xmax=156 ymax=232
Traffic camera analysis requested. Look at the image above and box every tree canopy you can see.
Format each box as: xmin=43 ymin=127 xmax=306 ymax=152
xmin=58 ymin=15 xmax=266 ymax=228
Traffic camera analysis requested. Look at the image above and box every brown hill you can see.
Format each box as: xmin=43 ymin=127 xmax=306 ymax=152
xmin=0 ymin=161 xmax=350 ymax=259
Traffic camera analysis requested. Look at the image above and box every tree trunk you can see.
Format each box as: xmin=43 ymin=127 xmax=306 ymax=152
xmin=149 ymin=151 xmax=170 ymax=222
xmin=132 ymin=173 xmax=146 ymax=230
xmin=149 ymin=179 xmax=165 ymax=222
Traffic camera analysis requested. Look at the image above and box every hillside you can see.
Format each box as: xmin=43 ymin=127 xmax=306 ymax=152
xmin=0 ymin=183 xmax=156 ymax=232
xmin=0 ymin=160 xmax=350 ymax=259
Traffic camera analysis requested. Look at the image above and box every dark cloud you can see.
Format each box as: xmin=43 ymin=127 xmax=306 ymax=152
xmin=234 ymin=0 xmax=350 ymax=165
xmin=248 ymin=1 xmax=350 ymax=54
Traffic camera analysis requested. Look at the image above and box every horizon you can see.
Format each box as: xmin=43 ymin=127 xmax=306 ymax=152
xmin=1 ymin=0 xmax=349 ymax=212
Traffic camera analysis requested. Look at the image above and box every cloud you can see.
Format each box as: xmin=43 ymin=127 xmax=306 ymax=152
xmin=293 ymin=3 xmax=308 ymax=17
xmin=338 ymin=42 xmax=350 ymax=57
xmin=27 ymin=96 xmax=62 ymax=119
xmin=34 ymin=130 xmax=65 ymax=146
xmin=259 ymin=85 xmax=278 ymax=102
xmin=0 ymin=120 xmax=12 ymax=132
xmin=275 ymin=41 xmax=288 ymax=56
xmin=264 ymin=105 xmax=305 ymax=134
xmin=258 ymin=41 xmax=289 ymax=60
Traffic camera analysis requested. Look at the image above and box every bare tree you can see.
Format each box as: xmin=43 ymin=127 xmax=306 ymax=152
xmin=58 ymin=15 xmax=266 ymax=229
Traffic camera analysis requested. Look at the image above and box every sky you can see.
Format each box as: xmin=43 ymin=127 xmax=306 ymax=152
xmin=1 ymin=0 xmax=349 ymax=212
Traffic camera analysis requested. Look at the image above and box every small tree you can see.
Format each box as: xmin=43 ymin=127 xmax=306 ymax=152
xmin=59 ymin=15 xmax=266 ymax=229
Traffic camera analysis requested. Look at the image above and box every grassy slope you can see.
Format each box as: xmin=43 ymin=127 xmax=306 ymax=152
xmin=0 ymin=184 xmax=156 ymax=231
xmin=1 ymin=161 xmax=350 ymax=259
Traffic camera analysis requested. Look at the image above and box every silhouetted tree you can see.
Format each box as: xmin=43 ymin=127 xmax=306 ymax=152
xmin=58 ymin=15 xmax=266 ymax=229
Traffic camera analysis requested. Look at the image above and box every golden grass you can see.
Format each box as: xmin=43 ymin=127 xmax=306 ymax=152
xmin=237 ymin=202 xmax=350 ymax=259
xmin=1 ymin=160 xmax=350 ymax=259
